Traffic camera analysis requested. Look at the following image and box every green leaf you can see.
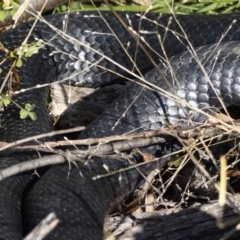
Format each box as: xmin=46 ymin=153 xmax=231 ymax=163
xmin=25 ymin=49 xmax=34 ymax=57
xmin=20 ymin=109 xmax=28 ymax=119
xmin=25 ymin=46 xmax=38 ymax=57
xmin=9 ymin=8 xmax=16 ymax=16
xmin=167 ymin=157 xmax=183 ymax=167
xmin=17 ymin=46 xmax=25 ymax=58
xmin=36 ymin=40 xmax=42 ymax=47
xmin=0 ymin=94 xmax=11 ymax=107
xmin=11 ymin=0 xmax=20 ymax=8
xmin=19 ymin=103 xmax=37 ymax=120
xmin=29 ymin=112 xmax=37 ymax=121
xmin=2 ymin=3 xmax=8 ymax=9
xmin=3 ymin=97 xmax=10 ymax=107
xmin=24 ymin=103 xmax=35 ymax=111
xmin=60 ymin=4 xmax=68 ymax=12
xmin=10 ymin=51 xmax=15 ymax=58
xmin=16 ymin=58 xmax=22 ymax=67
xmin=28 ymin=46 xmax=37 ymax=52
xmin=0 ymin=11 xmax=7 ymax=21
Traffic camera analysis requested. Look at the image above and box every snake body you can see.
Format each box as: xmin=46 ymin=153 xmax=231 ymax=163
xmin=1 ymin=11 xmax=240 ymax=239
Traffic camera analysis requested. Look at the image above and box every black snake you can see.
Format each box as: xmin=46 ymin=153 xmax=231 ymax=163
xmin=0 ymin=11 xmax=240 ymax=240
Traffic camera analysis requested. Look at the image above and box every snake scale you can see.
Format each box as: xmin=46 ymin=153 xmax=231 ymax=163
xmin=1 ymin=11 xmax=240 ymax=239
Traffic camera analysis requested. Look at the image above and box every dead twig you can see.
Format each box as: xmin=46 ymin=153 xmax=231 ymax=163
xmin=23 ymin=212 xmax=59 ymax=240
xmin=0 ymin=154 xmax=66 ymax=181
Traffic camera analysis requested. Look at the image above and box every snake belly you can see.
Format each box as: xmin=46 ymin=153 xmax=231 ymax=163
xmin=0 ymin=11 xmax=240 ymax=240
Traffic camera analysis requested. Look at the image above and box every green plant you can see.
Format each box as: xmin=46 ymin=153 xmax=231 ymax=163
xmin=0 ymin=94 xmax=37 ymax=121
xmin=20 ymin=103 xmax=37 ymax=121
xmin=0 ymin=94 xmax=11 ymax=107
xmin=0 ymin=0 xmax=20 ymax=21
xmin=9 ymin=40 xmax=42 ymax=67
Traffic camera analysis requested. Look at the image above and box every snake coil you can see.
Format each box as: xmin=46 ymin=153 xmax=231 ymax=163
xmin=0 ymin=11 xmax=240 ymax=239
